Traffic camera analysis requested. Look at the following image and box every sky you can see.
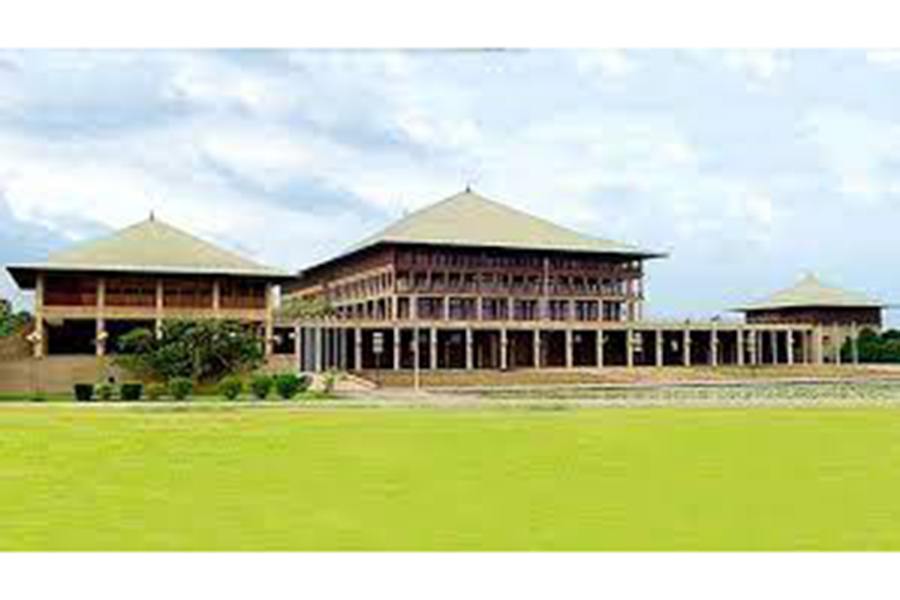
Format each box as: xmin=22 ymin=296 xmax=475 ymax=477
xmin=1 ymin=49 xmax=898 ymax=323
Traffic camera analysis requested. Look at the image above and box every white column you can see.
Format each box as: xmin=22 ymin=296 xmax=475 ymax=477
xmin=533 ymin=330 xmax=541 ymax=368
xmin=96 ymin=277 xmax=106 ymax=357
xmin=787 ymin=330 xmax=795 ymax=365
xmin=430 ymin=327 xmax=438 ymax=370
xmin=294 ymin=324 xmax=301 ymax=371
xmin=683 ymin=330 xmax=691 ymax=366
xmin=655 ymin=330 xmax=664 ymax=367
xmin=354 ymin=327 xmax=363 ymax=371
xmin=212 ymin=279 xmax=221 ymax=316
xmin=155 ymin=278 xmax=164 ymax=339
xmin=33 ymin=274 xmax=45 ymax=358
xmin=565 ymin=329 xmax=574 ymax=369
xmin=833 ymin=324 xmax=842 ymax=365
xmin=314 ymin=327 xmax=324 ymax=373
xmin=500 ymin=328 xmax=508 ymax=370
xmin=465 ymin=327 xmax=474 ymax=370
xmin=597 ymin=330 xmax=605 ymax=368
xmin=626 ymin=328 xmax=635 ymax=368
xmin=737 ymin=328 xmax=745 ymax=366
xmin=710 ymin=327 xmax=718 ymax=367
xmin=264 ymin=283 xmax=274 ymax=358
xmin=393 ymin=327 xmax=401 ymax=370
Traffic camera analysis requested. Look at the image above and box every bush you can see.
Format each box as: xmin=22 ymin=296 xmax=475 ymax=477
xmin=146 ymin=382 xmax=166 ymax=401
xmin=219 ymin=376 xmax=243 ymax=401
xmin=321 ymin=371 xmax=336 ymax=396
xmin=74 ymin=384 xmax=94 ymax=402
xmin=274 ymin=373 xmax=303 ymax=400
xmin=95 ymin=382 xmax=115 ymax=402
xmin=120 ymin=383 xmax=143 ymax=401
xmin=250 ymin=375 xmax=273 ymax=400
xmin=168 ymin=377 xmax=193 ymax=401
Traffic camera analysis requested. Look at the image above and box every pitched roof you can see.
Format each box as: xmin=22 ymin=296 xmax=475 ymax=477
xmin=736 ymin=273 xmax=886 ymax=311
xmin=7 ymin=216 xmax=289 ymax=288
xmin=338 ymin=189 xmax=664 ymax=261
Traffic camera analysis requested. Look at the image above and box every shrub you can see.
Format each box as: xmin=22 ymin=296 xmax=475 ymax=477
xmin=95 ymin=382 xmax=115 ymax=402
xmin=146 ymin=382 xmax=166 ymax=401
xmin=120 ymin=383 xmax=143 ymax=402
xmin=74 ymin=384 xmax=94 ymax=402
xmin=168 ymin=377 xmax=193 ymax=401
xmin=321 ymin=371 xmax=336 ymax=396
xmin=274 ymin=373 xmax=302 ymax=400
xmin=250 ymin=375 xmax=273 ymax=400
xmin=219 ymin=376 xmax=243 ymax=401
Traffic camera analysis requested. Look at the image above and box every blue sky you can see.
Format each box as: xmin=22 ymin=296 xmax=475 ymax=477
xmin=1 ymin=49 xmax=898 ymax=323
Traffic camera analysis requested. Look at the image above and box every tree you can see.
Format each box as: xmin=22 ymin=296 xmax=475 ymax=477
xmin=841 ymin=329 xmax=900 ymax=363
xmin=115 ymin=319 xmax=264 ymax=382
xmin=278 ymin=296 xmax=336 ymax=320
xmin=0 ymin=298 xmax=32 ymax=338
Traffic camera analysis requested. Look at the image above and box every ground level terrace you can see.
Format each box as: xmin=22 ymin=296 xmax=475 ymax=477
xmin=293 ymin=321 xmax=859 ymax=372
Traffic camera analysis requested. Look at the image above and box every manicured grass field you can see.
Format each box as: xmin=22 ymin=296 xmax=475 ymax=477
xmin=2 ymin=405 xmax=900 ymax=550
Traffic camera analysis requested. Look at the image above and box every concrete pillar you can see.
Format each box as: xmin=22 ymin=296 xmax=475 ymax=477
xmin=710 ymin=328 xmax=718 ymax=367
xmin=565 ymin=329 xmax=574 ymax=369
xmin=393 ymin=327 xmax=401 ymax=370
xmin=755 ymin=331 xmax=763 ymax=365
xmin=212 ymin=279 xmax=221 ymax=315
xmin=655 ymin=330 xmax=664 ymax=367
xmin=737 ymin=328 xmax=745 ymax=366
xmin=683 ymin=330 xmax=691 ymax=367
xmin=533 ymin=330 xmax=541 ymax=368
xmin=354 ymin=327 xmax=363 ymax=371
xmin=770 ymin=330 xmax=778 ymax=365
xmin=264 ymin=283 xmax=274 ymax=357
xmin=500 ymin=328 xmax=508 ymax=370
xmin=442 ymin=297 xmax=449 ymax=321
xmin=787 ymin=331 xmax=795 ymax=365
xmin=410 ymin=295 xmax=418 ymax=321
xmin=294 ymin=324 xmax=301 ymax=371
xmin=465 ymin=327 xmax=474 ymax=370
xmin=430 ymin=327 xmax=438 ymax=370
xmin=314 ymin=327 xmax=324 ymax=373
xmin=155 ymin=278 xmax=164 ymax=339
xmin=832 ymin=324 xmax=842 ymax=365
xmin=413 ymin=327 xmax=421 ymax=371
xmin=32 ymin=273 xmax=45 ymax=358
xmin=626 ymin=328 xmax=635 ymax=368
xmin=815 ymin=327 xmax=824 ymax=365
xmin=597 ymin=330 xmax=605 ymax=367
xmin=96 ymin=277 xmax=106 ymax=357
xmin=96 ymin=317 xmax=106 ymax=357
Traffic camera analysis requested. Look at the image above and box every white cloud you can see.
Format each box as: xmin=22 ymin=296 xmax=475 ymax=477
xmin=575 ymin=49 xmax=638 ymax=81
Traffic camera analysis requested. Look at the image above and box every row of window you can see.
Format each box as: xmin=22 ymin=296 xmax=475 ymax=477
xmin=397 ymin=251 xmax=643 ymax=272
xmin=42 ymin=276 xmax=267 ymax=309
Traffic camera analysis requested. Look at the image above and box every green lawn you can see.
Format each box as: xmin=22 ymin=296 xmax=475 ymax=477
xmin=2 ymin=405 xmax=900 ymax=550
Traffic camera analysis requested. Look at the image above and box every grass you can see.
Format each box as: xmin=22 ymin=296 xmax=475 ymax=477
xmin=2 ymin=404 xmax=900 ymax=550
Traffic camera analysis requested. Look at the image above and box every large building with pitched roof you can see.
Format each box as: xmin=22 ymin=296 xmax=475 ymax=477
xmin=6 ymin=215 xmax=291 ymax=359
xmin=285 ymin=189 xmax=879 ymax=374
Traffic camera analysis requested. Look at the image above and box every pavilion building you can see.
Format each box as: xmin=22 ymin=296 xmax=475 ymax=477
xmin=6 ymin=215 xmax=292 ymax=360
xmin=286 ymin=190 xmax=825 ymax=373
xmin=735 ymin=273 xmax=887 ymax=364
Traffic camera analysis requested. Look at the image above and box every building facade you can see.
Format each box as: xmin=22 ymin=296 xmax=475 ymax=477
xmin=736 ymin=273 xmax=887 ymax=364
xmin=7 ymin=215 xmax=291 ymax=359
xmin=286 ymin=191 xmax=829 ymax=373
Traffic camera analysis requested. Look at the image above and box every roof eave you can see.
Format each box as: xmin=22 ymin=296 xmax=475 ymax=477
xmin=5 ymin=263 xmax=294 ymax=286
